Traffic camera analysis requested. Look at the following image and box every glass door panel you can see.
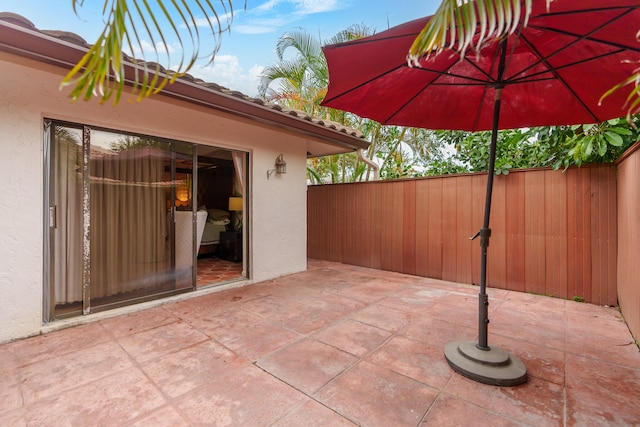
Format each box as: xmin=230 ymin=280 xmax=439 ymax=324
xmin=51 ymin=125 xmax=84 ymax=318
xmin=89 ymin=130 xmax=192 ymax=308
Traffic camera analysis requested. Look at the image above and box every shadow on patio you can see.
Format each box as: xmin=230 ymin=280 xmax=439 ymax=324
xmin=1 ymin=259 xmax=639 ymax=426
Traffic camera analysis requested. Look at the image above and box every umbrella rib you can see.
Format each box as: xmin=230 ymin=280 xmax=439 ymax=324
xmin=529 ymin=24 xmax=640 ymax=54
xmin=321 ymin=64 xmax=405 ymax=105
xmin=509 ymin=7 xmax=640 ymax=81
xmin=519 ymin=34 xmax=600 ymax=122
xmin=508 ymin=48 xmax=626 ymax=85
xmin=538 ymin=5 xmax=639 ymax=18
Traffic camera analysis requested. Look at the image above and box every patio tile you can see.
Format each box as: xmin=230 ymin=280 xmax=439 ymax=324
xmin=180 ymin=306 xmax=261 ymax=338
xmin=400 ymin=316 xmax=477 ymax=349
xmin=489 ymin=334 xmax=565 ymax=385
xmin=313 ymin=319 xmax=391 ymax=357
xmin=270 ymin=299 xmax=356 ymax=334
xmin=174 ymin=363 xmax=305 ymax=426
xmin=367 ymin=335 xmax=452 ymax=389
xmin=350 ymin=303 xmax=415 ymax=332
xmin=140 ymin=340 xmax=245 ymax=399
xmin=0 ymin=342 xmax=18 ymax=373
xmin=422 ymin=394 xmax=518 ymax=426
xmin=130 ymin=405 xmax=190 ymax=427
xmin=565 ymin=353 xmax=640 ymax=426
xmin=212 ymin=318 xmax=301 ymax=361
xmin=0 ymin=408 xmax=26 ymax=427
xmin=491 ymin=306 xmax=566 ymax=351
xmin=315 ymin=360 xmax=438 ymax=427
xmin=99 ymin=306 xmax=177 ymax=338
xmin=337 ymin=279 xmax=406 ymax=303
xmin=257 ymin=339 xmax=357 ymax=394
xmin=117 ymin=320 xmax=210 ymax=364
xmin=0 ymin=370 xmax=22 ymax=416
xmin=24 ymin=367 xmax=166 ymax=426
xmin=444 ymin=374 xmax=564 ymax=427
xmin=19 ymin=340 xmax=133 ymax=405
xmin=10 ymin=322 xmax=109 ymax=367
xmin=272 ymin=399 xmax=358 ymax=427
xmin=413 ymin=293 xmax=481 ymax=329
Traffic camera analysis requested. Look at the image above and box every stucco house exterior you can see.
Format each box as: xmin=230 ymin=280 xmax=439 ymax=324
xmin=0 ymin=13 xmax=368 ymax=343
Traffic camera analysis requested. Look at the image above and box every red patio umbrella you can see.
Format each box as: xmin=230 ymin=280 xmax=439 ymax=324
xmin=321 ymin=0 xmax=640 ymax=386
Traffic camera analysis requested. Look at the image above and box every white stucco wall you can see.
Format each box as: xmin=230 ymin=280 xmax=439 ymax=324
xmin=0 ymin=52 xmax=308 ymax=342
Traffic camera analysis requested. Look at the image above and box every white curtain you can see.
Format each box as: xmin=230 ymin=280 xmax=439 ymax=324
xmin=90 ymin=144 xmax=169 ymax=300
xmin=53 ymin=129 xmax=83 ymax=304
xmin=232 ymin=151 xmax=244 ymax=196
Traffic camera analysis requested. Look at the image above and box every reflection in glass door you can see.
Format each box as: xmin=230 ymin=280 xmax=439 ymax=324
xmin=46 ymin=122 xmax=195 ymax=319
xmin=45 ymin=121 xmax=249 ymax=320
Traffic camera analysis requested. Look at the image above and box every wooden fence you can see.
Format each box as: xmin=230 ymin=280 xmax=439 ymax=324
xmin=308 ymin=165 xmax=618 ymax=306
xmin=616 ymin=143 xmax=640 ymax=341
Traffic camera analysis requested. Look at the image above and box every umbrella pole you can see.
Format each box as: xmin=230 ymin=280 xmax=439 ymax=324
xmin=443 ymin=38 xmax=526 ymax=386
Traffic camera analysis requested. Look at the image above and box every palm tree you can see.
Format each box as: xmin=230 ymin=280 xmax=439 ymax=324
xmin=62 ymin=0 xmax=244 ymax=105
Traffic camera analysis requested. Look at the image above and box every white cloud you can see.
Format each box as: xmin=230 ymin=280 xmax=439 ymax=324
xmin=189 ymin=55 xmax=264 ymax=97
xmin=293 ymin=0 xmax=342 ymax=14
xmin=127 ymin=39 xmax=179 ymax=57
xmin=240 ymin=0 xmax=348 ymax=32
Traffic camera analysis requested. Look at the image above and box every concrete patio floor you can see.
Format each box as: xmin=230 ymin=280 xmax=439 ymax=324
xmin=1 ymin=259 xmax=639 ymax=426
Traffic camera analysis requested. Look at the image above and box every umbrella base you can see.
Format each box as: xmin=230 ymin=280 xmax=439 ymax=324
xmin=444 ymin=341 xmax=527 ymax=387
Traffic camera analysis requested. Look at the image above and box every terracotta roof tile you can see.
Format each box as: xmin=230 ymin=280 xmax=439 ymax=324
xmin=0 ymin=12 xmax=365 ymax=143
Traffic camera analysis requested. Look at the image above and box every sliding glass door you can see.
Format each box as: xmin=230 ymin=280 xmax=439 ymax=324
xmin=44 ymin=120 xmax=246 ymax=321
xmin=46 ymin=123 xmax=194 ymax=319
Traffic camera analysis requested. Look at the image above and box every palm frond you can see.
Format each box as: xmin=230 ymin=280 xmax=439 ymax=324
xmin=600 ymin=70 xmax=640 ymax=125
xmin=408 ymin=0 xmax=554 ymax=63
xmin=62 ymin=0 xmax=244 ymax=104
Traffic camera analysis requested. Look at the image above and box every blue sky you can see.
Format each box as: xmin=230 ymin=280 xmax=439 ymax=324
xmin=0 ymin=1 xmax=440 ymax=96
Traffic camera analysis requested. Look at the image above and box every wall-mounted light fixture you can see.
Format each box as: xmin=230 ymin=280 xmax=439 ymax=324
xmin=267 ymin=154 xmax=287 ymax=179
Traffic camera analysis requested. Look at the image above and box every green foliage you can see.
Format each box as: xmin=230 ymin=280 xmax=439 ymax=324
xmin=428 ymin=116 xmax=640 ymax=176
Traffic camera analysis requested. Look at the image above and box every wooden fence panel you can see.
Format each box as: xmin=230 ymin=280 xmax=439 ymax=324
xmin=544 ymin=169 xmax=569 ymax=299
xmin=427 ymin=178 xmax=443 ymax=279
xmin=524 ymin=170 xmax=547 ymax=295
xmin=455 ymin=175 xmax=474 ymax=284
xmin=566 ymin=168 xmax=592 ymax=301
xmin=616 ymin=143 xmax=640 ymax=342
xmin=487 ymin=175 xmax=507 ymax=289
xmin=403 ymin=181 xmax=417 ymax=275
xmin=506 ymin=172 xmax=526 ymax=292
xmin=307 ymin=165 xmax=617 ymax=304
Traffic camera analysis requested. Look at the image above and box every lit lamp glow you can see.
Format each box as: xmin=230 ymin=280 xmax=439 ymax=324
xmin=228 ymin=197 xmax=243 ymax=231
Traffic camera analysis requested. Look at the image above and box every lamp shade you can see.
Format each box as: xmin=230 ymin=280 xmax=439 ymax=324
xmin=228 ymin=197 xmax=243 ymax=211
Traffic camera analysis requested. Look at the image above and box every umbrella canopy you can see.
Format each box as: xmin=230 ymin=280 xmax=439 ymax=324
xmin=321 ymin=0 xmax=640 ymax=387
xmin=322 ymin=1 xmax=640 ymax=131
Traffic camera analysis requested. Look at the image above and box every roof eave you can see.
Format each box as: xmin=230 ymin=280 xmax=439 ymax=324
xmin=0 ymin=18 xmax=369 ymax=155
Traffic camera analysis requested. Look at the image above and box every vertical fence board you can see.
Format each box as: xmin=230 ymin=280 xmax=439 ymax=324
xmin=415 ymin=181 xmax=430 ymax=277
xmin=455 ymin=176 xmax=474 ymax=284
xmin=404 ymin=181 xmax=417 ymax=275
xmin=470 ymin=174 xmax=485 ymax=287
xmin=441 ymin=178 xmax=458 ymax=282
xmin=544 ymin=169 xmax=568 ymax=299
xmin=379 ymin=182 xmax=404 ymax=272
xmin=427 ymin=179 xmax=443 ymax=279
xmin=487 ymin=174 xmax=507 ymax=289
xmin=524 ymin=170 xmax=547 ymax=295
xmin=567 ymin=168 xmax=592 ymax=300
xmin=370 ymin=184 xmax=382 ymax=269
xmin=590 ymin=167 xmax=618 ymax=305
xmin=506 ymin=172 xmax=526 ymax=292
